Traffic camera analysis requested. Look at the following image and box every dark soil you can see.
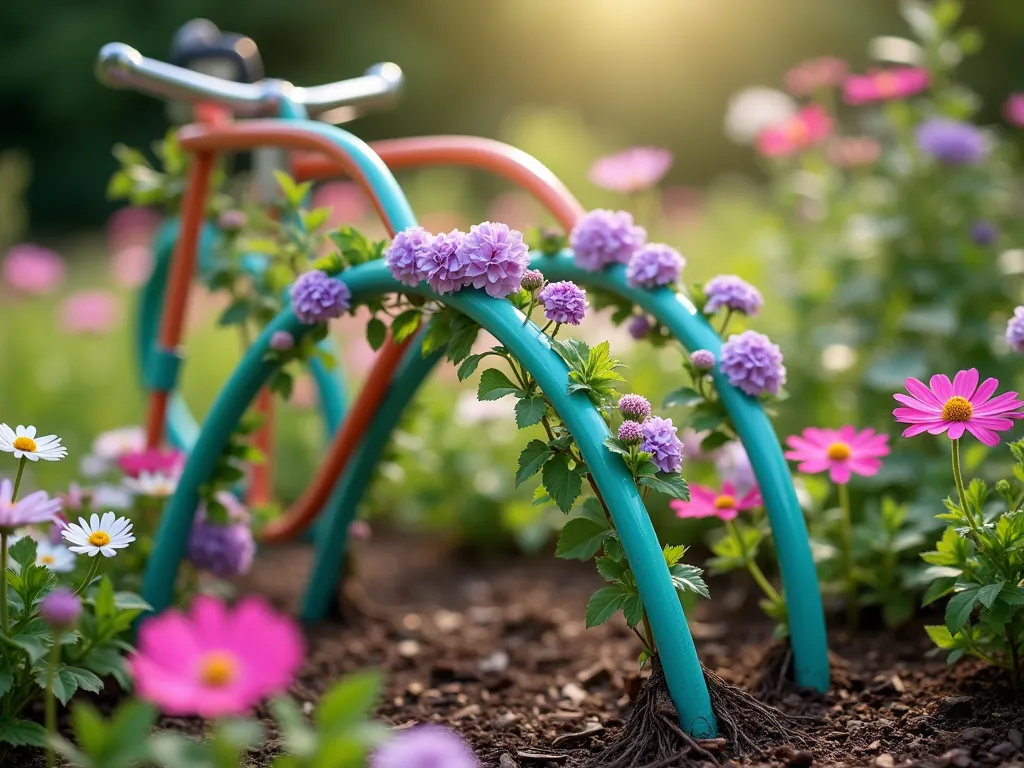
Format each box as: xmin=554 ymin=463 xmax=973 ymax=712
xmin=9 ymin=532 xmax=1024 ymax=767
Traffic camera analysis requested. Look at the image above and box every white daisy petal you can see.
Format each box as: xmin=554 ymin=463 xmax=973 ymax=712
xmin=89 ymin=513 xmax=101 ymax=532
xmin=100 ymin=546 xmax=116 ymax=557
xmin=100 ymin=511 xmax=115 ymax=532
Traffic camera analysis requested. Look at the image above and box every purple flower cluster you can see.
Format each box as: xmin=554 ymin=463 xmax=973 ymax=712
xmin=538 ymin=281 xmax=587 ymax=325
xmin=915 ymin=119 xmax=988 ymax=165
xmin=618 ymin=394 xmax=652 ymax=422
xmin=187 ymin=494 xmax=255 ymax=578
xmin=570 ymin=209 xmax=646 ymax=272
xmin=269 ymin=331 xmax=295 ymax=351
xmin=641 ymin=417 xmax=684 ymax=474
xmin=627 ymin=315 xmax=651 ymax=340
xmin=971 ymin=220 xmax=997 ymax=246
xmin=703 ymin=275 xmax=763 ymax=316
xmin=719 ymin=330 xmax=787 ymax=397
xmin=617 ymin=420 xmax=644 ymax=445
xmin=372 ymin=725 xmax=479 ymax=768
xmin=1006 ymin=307 xmax=1024 ymax=352
xmin=690 ymin=349 xmax=716 ymax=371
xmin=625 ymin=243 xmax=684 ymax=289
xmin=290 ymin=270 xmax=351 ymax=325
xmin=384 ymin=222 xmax=529 ymax=299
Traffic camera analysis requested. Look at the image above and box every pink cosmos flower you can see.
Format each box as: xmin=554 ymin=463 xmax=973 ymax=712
xmin=117 ymin=448 xmax=184 ymax=479
xmin=755 ymin=106 xmax=834 ymax=157
xmin=59 ymin=291 xmax=118 ymax=335
xmin=784 ymin=56 xmax=849 ymax=96
xmin=843 ymin=67 xmax=930 ymax=105
xmin=106 ymin=206 xmax=161 ymax=254
xmin=828 ymin=137 xmax=882 ymax=169
xmin=2 ymin=244 xmax=66 ymax=295
xmin=784 ymin=426 xmax=890 ymax=485
xmin=311 ymin=181 xmax=370 ymax=228
xmin=589 ymin=147 xmax=674 ymax=194
xmin=129 ymin=595 xmax=304 ymax=718
xmin=893 ymin=369 xmax=1024 ymax=446
xmin=1004 ymin=94 xmax=1024 ymax=128
xmin=92 ymin=426 xmax=146 ymax=462
xmin=111 ymin=244 xmax=154 ymax=288
xmin=670 ymin=482 xmax=762 ymax=522
xmin=0 ymin=479 xmax=63 ymax=531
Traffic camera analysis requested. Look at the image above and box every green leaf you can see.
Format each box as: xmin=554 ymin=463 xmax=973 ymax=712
xmin=670 ymin=563 xmax=710 ymax=599
xmin=542 ymin=453 xmax=583 ymax=513
xmin=34 ymin=665 xmax=81 ymax=706
xmin=366 ymin=318 xmax=387 ymax=351
xmin=602 ymin=436 xmax=631 ymax=458
xmin=621 ymin=593 xmax=644 ymax=629
xmin=585 ymin=586 xmax=629 ymax=628
xmin=94 ymin=576 xmax=116 ymax=621
xmin=421 ymin=312 xmax=453 ymax=355
xmin=515 ymin=396 xmax=547 ymax=428
xmin=662 ymin=544 xmax=687 ymax=568
xmin=317 ymin=670 xmax=382 ymax=729
xmin=457 ymin=353 xmax=485 ymax=382
xmin=638 ymin=472 xmax=689 ymax=500
xmin=0 ymin=718 xmax=48 ymax=747
xmin=596 ymin=556 xmax=627 ymax=582
xmin=924 ymin=624 xmax=957 ymax=649
xmin=0 ymin=661 xmax=12 ymax=698
xmin=998 ymin=587 xmax=1024 ymax=606
xmin=64 ymin=667 xmax=104 ymax=695
xmin=302 ymin=207 xmax=330 ymax=232
xmin=977 ymin=581 xmax=1005 ymax=609
xmin=13 ymin=626 xmax=51 ymax=664
xmin=663 ymin=387 xmax=703 ymax=408
xmin=217 ymin=298 xmax=251 ymax=327
xmin=556 ymin=517 xmax=609 ymax=560
xmin=391 ymin=310 xmax=421 ymax=344
xmin=515 ymin=440 xmax=553 ymax=487
xmin=477 ymin=368 xmax=520 ymax=401
xmin=922 ymin=576 xmax=956 ymax=607
xmin=700 ymin=432 xmax=732 ymax=452
xmin=945 ymin=589 xmax=979 ymax=633
xmin=446 ymin=316 xmax=479 ymax=365
xmin=8 ymin=536 xmax=37 ymax=570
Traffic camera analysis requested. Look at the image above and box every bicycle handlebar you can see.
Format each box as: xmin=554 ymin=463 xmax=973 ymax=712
xmin=96 ymin=42 xmax=403 ymax=119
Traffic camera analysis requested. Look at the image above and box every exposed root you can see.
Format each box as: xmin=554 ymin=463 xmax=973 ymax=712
xmin=747 ymin=641 xmax=852 ymax=702
xmin=578 ymin=660 xmax=798 ymax=768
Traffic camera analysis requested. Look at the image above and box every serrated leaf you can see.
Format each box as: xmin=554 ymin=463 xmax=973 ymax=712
xmin=638 ymin=472 xmax=689 ymax=500
xmin=8 ymin=536 xmax=37 ymax=570
xmin=542 ymin=453 xmax=583 ymax=513
xmin=602 ymin=437 xmax=631 ymax=458
xmin=64 ymin=667 xmax=104 ymax=695
xmin=924 ymin=624 xmax=957 ymax=649
xmin=662 ymin=544 xmax=687 ymax=568
xmin=34 ymin=665 xmax=81 ymax=706
xmin=670 ymin=563 xmax=710 ymax=599
xmin=945 ymin=589 xmax=979 ymax=633
xmin=515 ymin=396 xmax=547 ymax=428
xmin=457 ymin=354 xmax=485 ymax=382
xmin=596 ymin=556 xmax=627 ymax=582
xmin=366 ymin=318 xmax=387 ymax=350
xmin=391 ymin=310 xmax=421 ymax=344
xmin=921 ymin=576 xmax=956 ymax=607
xmin=446 ymin=316 xmax=479 ymax=365
xmin=556 ymin=518 xmax=609 ymax=560
xmin=477 ymin=369 xmax=520 ymax=401
xmin=421 ymin=313 xmax=453 ymax=356
xmin=0 ymin=718 xmax=48 ymax=747
xmin=516 ymin=440 xmax=553 ymax=487
xmin=976 ymin=581 xmax=1005 ymax=609
xmin=585 ymin=586 xmax=629 ymax=628
xmin=621 ymin=593 xmax=644 ymax=629
xmin=663 ymin=387 xmax=703 ymax=408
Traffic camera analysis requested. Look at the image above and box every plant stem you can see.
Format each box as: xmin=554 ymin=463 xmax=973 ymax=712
xmin=951 ymin=438 xmax=978 ymax=532
xmin=727 ymin=521 xmax=782 ymax=605
xmin=0 ymin=532 xmax=8 ymax=636
xmin=718 ymin=309 xmax=734 ymax=337
xmin=11 ymin=457 xmax=27 ymax=502
xmin=641 ymin=611 xmax=657 ymax=654
xmin=73 ymin=558 xmax=101 ymax=597
xmin=837 ymin=482 xmax=858 ymax=629
xmin=45 ymin=632 xmax=61 ymax=768
xmin=1008 ymin=624 xmax=1021 ymax=690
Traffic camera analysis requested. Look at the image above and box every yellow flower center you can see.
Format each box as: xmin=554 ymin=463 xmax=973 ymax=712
xmin=713 ymin=495 xmax=737 ymax=510
xmin=942 ymin=396 xmax=973 ymax=423
xmin=88 ymin=531 xmax=111 ymax=547
xmin=199 ymin=651 xmax=239 ymax=687
xmin=826 ymin=442 xmax=852 ymax=461
xmin=875 ymin=72 xmax=898 ymax=97
xmin=40 ymin=555 xmax=55 ymax=565
xmin=12 ymin=437 xmax=36 ymax=452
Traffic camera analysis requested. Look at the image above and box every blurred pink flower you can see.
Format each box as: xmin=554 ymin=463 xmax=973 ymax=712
xmin=59 ymin=291 xmax=118 ymax=335
xmin=756 ymin=106 xmax=834 ymax=157
xmin=92 ymin=426 xmax=146 ymax=462
xmin=290 ymin=375 xmax=318 ymax=409
xmin=106 ymin=206 xmax=161 ymax=254
xmin=828 ymin=137 xmax=882 ymax=169
xmin=784 ymin=57 xmax=848 ymax=96
xmin=843 ymin=67 xmax=929 ymax=105
xmin=487 ymin=191 xmax=542 ymax=231
xmin=110 ymin=244 xmax=153 ymax=288
xmin=1004 ymin=94 xmax=1024 ymax=128
xmin=118 ymin=448 xmax=184 ymax=479
xmin=348 ymin=520 xmax=372 ymax=541
xmin=311 ymin=182 xmax=370 ymax=228
xmin=661 ymin=186 xmax=703 ymax=227
xmin=784 ymin=426 xmax=890 ymax=484
xmin=589 ymin=147 xmax=674 ymax=194
xmin=2 ymin=244 xmax=66 ymax=295
xmin=671 ymin=482 xmax=762 ymax=522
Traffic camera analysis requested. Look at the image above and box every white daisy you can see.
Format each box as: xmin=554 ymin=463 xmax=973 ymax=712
xmin=723 ymin=87 xmax=797 ymax=146
xmin=0 ymin=424 xmax=68 ymax=462
xmin=34 ymin=541 xmax=76 ymax=572
xmin=123 ymin=471 xmax=178 ymax=498
xmin=91 ymin=426 xmax=145 ymax=462
xmin=62 ymin=511 xmax=135 ymax=558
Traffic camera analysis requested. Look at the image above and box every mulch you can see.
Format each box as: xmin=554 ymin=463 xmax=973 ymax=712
xmin=7 ymin=531 xmax=1024 ymax=767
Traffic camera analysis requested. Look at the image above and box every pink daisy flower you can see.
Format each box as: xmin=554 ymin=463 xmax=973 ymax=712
xmin=129 ymin=595 xmax=304 ymax=718
xmin=755 ymin=106 xmax=834 ymax=158
xmin=784 ymin=56 xmax=849 ymax=97
xmin=589 ymin=147 xmax=674 ymax=194
xmin=1004 ymin=93 xmax=1024 ymax=129
xmin=670 ymin=482 xmax=762 ymax=522
xmin=117 ymin=448 xmax=184 ymax=479
xmin=843 ymin=67 xmax=929 ymax=105
xmin=2 ymin=244 xmax=66 ymax=295
xmin=893 ymin=369 xmax=1024 ymax=446
xmin=784 ymin=426 xmax=890 ymax=485
xmin=59 ymin=291 xmax=118 ymax=335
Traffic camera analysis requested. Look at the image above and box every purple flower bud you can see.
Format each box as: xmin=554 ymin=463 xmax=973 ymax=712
xmin=625 ymin=243 xmax=684 ymax=289
xmin=618 ymin=394 xmax=652 ymax=422
xmin=1007 ymin=307 xmax=1024 ymax=352
xmin=270 ymin=331 xmax=295 ymax=351
xmin=617 ymin=420 xmax=644 ymax=445
xmin=627 ymin=315 xmax=651 ymax=340
xmin=218 ymin=210 xmax=248 ymax=232
xmin=41 ymin=588 xmax=82 ymax=630
xmin=522 ymin=268 xmax=545 ymax=292
xmin=971 ymin=220 xmax=997 ymax=246
xmin=690 ymin=349 xmax=716 ymax=371
xmin=290 ymin=270 xmax=351 ymax=325
xmin=538 ymin=281 xmax=587 ymax=325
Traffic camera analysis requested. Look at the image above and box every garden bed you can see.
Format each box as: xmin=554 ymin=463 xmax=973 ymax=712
xmin=142 ymin=533 xmax=1024 ymax=767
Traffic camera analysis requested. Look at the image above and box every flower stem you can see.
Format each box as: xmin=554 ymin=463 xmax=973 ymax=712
xmin=951 ymin=439 xmax=978 ymax=532
xmin=727 ymin=521 xmax=782 ymax=605
xmin=641 ymin=611 xmax=657 ymax=655
xmin=718 ymin=309 xmax=734 ymax=337
xmin=11 ymin=457 xmax=27 ymax=502
xmin=73 ymin=558 xmax=101 ymax=597
xmin=45 ymin=633 xmax=61 ymax=768
xmin=0 ymin=532 xmax=8 ymax=636
xmin=837 ymin=482 xmax=858 ymax=629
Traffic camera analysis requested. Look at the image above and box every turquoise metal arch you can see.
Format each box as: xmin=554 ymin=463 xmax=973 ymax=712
xmin=303 ymin=253 xmax=830 ymax=694
xmin=140 ymin=121 xmax=717 ymax=736
xmin=139 ymin=218 xmax=347 ymax=452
